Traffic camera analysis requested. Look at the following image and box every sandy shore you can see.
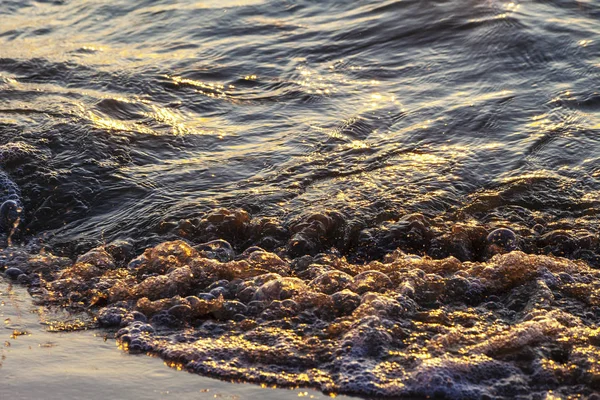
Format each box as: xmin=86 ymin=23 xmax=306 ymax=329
xmin=0 ymin=278 xmax=355 ymax=400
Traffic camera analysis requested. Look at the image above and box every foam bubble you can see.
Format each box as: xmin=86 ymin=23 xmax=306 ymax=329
xmin=5 ymin=234 xmax=600 ymax=398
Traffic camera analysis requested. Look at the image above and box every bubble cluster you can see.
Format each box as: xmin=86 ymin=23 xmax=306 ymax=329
xmin=4 ymin=231 xmax=600 ymax=398
xmin=164 ymin=208 xmax=600 ymax=273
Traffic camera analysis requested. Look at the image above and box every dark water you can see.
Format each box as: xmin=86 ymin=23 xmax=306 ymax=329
xmin=1 ymin=0 xmax=600 ymax=398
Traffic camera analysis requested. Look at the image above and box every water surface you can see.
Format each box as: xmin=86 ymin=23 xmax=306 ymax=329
xmin=1 ymin=0 xmax=600 ymax=398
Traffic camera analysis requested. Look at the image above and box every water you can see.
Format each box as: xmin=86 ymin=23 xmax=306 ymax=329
xmin=1 ymin=0 xmax=599 ymax=398
xmin=0 ymin=278 xmax=350 ymax=400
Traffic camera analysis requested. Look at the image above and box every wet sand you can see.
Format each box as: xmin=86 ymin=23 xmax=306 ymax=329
xmin=0 ymin=278 xmax=354 ymax=400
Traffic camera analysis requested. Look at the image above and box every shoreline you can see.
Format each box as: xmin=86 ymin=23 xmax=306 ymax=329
xmin=0 ymin=278 xmax=355 ymax=400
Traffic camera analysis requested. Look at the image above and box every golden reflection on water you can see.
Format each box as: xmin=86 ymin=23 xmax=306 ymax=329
xmin=293 ymin=63 xmax=399 ymax=112
xmin=168 ymin=75 xmax=230 ymax=99
xmin=145 ymin=104 xmax=190 ymax=135
xmin=88 ymin=110 xmax=152 ymax=134
xmin=86 ymin=97 xmax=225 ymax=137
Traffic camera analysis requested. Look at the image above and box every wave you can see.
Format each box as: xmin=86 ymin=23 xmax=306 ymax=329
xmin=3 ymin=233 xmax=599 ymax=398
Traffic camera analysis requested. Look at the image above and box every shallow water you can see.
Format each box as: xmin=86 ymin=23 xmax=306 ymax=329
xmin=1 ymin=279 xmax=352 ymax=400
xmin=1 ymin=0 xmax=600 ymax=398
